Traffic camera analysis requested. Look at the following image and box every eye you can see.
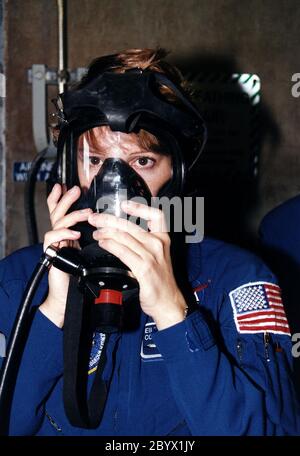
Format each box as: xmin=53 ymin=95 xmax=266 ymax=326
xmin=134 ymin=157 xmax=156 ymax=169
xmin=89 ymin=156 xmax=102 ymax=166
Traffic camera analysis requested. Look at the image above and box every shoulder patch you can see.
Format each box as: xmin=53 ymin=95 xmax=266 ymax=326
xmin=229 ymin=281 xmax=291 ymax=335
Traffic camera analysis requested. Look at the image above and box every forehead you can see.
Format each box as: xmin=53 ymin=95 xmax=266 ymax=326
xmin=79 ymin=125 xmax=160 ymax=153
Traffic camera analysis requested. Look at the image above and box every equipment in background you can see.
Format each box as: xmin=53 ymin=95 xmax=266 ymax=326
xmin=25 ymin=0 xmax=86 ymax=244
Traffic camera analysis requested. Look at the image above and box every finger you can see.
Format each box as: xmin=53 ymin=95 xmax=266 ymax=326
xmin=121 ymin=200 xmax=168 ymax=233
xmin=47 ymin=183 xmax=62 ymax=214
xmin=50 ymin=186 xmax=81 ymax=225
xmin=43 ymin=228 xmax=81 ymax=251
xmin=94 ymin=228 xmax=152 ymax=260
xmin=94 ymin=225 xmax=168 ymax=258
xmin=88 ymin=212 xmax=146 ymax=234
xmin=54 ymin=208 xmax=93 ymax=229
xmin=89 ymin=212 xmax=170 ymax=251
xmin=97 ymin=237 xmax=142 ymax=275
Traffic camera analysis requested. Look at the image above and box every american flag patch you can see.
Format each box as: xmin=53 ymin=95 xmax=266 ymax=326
xmin=229 ymin=281 xmax=290 ymax=335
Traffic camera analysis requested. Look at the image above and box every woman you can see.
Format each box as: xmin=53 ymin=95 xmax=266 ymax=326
xmin=0 ymin=48 xmax=299 ymax=435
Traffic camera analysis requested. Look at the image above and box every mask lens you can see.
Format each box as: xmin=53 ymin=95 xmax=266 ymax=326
xmin=70 ymin=125 xmax=176 ymax=203
xmin=76 ymin=130 xmax=103 ymax=192
xmin=73 ymin=128 xmax=153 ymax=217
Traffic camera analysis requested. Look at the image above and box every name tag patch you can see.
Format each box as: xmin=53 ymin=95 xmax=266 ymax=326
xmin=140 ymin=321 xmax=162 ymax=361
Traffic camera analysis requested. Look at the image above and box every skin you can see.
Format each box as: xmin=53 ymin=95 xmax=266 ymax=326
xmin=39 ymin=126 xmax=187 ymax=330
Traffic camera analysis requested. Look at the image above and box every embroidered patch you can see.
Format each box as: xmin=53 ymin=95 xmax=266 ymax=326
xmin=229 ymin=281 xmax=291 ymax=335
xmin=88 ymin=332 xmax=106 ymax=374
xmin=140 ymin=321 xmax=162 ymax=361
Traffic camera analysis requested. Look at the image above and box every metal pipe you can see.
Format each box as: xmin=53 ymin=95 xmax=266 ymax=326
xmin=57 ymin=0 xmax=68 ymax=93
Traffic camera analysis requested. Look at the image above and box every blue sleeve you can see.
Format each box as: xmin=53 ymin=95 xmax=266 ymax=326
xmin=259 ymin=195 xmax=300 ymax=265
xmin=259 ymin=199 xmax=300 ymax=407
xmin=152 ymin=256 xmax=300 ymax=436
xmin=0 ymin=252 xmax=64 ymax=435
xmin=1 ymin=307 xmax=63 ymax=435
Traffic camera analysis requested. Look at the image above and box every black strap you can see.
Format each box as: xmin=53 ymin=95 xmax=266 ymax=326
xmin=87 ymin=335 xmax=109 ymax=426
xmin=63 ymin=276 xmax=110 ymax=428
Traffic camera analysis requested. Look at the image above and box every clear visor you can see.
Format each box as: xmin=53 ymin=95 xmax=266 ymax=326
xmin=75 ymin=126 xmax=173 ymax=196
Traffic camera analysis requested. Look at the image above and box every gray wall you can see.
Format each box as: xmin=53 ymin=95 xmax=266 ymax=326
xmin=3 ymin=0 xmax=300 ymax=254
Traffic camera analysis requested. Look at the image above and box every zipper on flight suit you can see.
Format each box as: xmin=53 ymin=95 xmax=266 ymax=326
xmin=236 ymin=339 xmax=243 ymax=364
xmin=264 ymin=332 xmax=271 ymax=362
xmin=45 ymin=410 xmax=62 ymax=433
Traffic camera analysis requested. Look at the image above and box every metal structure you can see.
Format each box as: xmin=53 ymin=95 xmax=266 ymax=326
xmin=25 ymin=0 xmax=86 ymax=244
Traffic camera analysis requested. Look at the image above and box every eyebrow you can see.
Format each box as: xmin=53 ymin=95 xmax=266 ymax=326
xmin=78 ymin=145 xmax=162 ymax=156
xmin=78 ymin=147 xmax=103 ymax=155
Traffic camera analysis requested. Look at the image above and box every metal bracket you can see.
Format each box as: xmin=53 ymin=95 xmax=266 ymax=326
xmin=28 ymin=64 xmax=87 ymax=158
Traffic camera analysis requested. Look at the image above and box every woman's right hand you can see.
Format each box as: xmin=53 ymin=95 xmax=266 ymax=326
xmin=39 ymin=184 xmax=92 ymax=328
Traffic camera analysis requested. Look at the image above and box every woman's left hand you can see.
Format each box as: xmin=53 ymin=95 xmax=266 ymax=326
xmin=88 ymin=200 xmax=187 ymax=330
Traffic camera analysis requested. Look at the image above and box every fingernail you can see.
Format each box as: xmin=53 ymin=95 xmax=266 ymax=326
xmin=71 ymin=230 xmax=80 ymax=236
xmin=80 ymin=208 xmax=92 ymax=213
xmin=70 ymin=186 xmax=79 ymax=194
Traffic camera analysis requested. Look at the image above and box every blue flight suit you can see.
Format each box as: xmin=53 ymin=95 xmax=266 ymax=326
xmin=0 ymin=238 xmax=299 ymax=435
xmin=259 ymin=195 xmax=300 ymax=401
xmin=259 ymin=195 xmax=300 ymax=267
